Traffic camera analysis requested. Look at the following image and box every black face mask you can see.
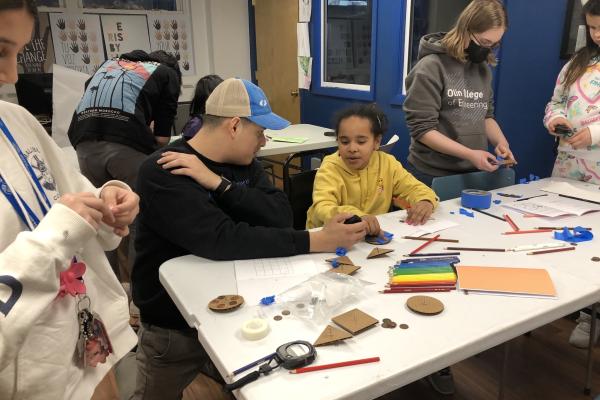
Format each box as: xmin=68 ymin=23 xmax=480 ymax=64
xmin=465 ymin=40 xmax=491 ymax=63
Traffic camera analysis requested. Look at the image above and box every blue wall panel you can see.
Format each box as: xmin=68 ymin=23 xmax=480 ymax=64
xmin=493 ymin=0 xmax=567 ymax=179
xmin=301 ymin=0 xmax=569 ymax=178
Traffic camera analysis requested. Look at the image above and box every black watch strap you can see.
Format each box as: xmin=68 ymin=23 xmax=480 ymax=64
xmin=214 ymin=177 xmax=232 ymax=196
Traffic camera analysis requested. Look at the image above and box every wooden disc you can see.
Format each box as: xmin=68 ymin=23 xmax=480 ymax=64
xmin=406 ymin=295 xmax=444 ymax=315
xmin=365 ymin=235 xmax=392 ymax=245
xmin=208 ymin=294 xmax=244 ymax=313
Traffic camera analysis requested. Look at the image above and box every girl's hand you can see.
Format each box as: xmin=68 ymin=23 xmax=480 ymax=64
xmin=100 ymin=186 xmax=140 ymax=236
xmin=59 ymin=192 xmax=112 ymax=230
xmin=494 ymin=143 xmax=517 ymax=165
xmin=566 ymin=127 xmax=592 ymax=149
xmin=406 ymin=200 xmax=434 ymax=225
xmin=547 ymin=117 xmax=572 ymax=136
xmin=361 ymin=214 xmax=382 ymax=237
xmin=158 ymin=152 xmax=221 ymax=190
xmin=467 ymin=150 xmax=498 ymax=172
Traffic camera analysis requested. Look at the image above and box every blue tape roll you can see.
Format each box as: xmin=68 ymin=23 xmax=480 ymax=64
xmin=461 ymin=189 xmax=492 ymax=209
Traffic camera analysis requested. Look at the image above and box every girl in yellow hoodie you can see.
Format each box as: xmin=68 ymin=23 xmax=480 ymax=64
xmin=306 ymin=104 xmax=438 ymax=236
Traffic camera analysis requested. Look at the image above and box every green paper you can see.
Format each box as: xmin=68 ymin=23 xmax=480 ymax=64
xmin=270 ymin=136 xmax=308 ymax=143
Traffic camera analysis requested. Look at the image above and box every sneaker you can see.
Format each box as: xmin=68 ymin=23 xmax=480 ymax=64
xmin=427 ymin=367 xmax=455 ymax=395
xmin=569 ymin=311 xmax=600 ymax=349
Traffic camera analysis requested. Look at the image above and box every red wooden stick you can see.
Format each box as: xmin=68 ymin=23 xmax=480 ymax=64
xmin=408 ymin=234 xmax=440 ymax=255
xmin=503 ymin=214 xmax=520 ymax=232
xmin=502 ymin=229 xmax=554 ymax=235
xmin=289 ymin=357 xmax=380 ymax=374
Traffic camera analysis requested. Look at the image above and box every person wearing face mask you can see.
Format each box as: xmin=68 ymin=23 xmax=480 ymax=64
xmin=403 ymin=0 xmax=516 ymax=186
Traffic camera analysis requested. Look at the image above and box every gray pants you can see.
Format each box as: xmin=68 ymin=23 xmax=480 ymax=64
xmin=76 ymin=140 xmax=147 ymax=282
xmin=132 ymin=323 xmax=225 ymax=400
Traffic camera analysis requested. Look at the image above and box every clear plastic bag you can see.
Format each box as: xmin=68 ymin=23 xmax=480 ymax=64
xmin=271 ymin=271 xmax=371 ymax=324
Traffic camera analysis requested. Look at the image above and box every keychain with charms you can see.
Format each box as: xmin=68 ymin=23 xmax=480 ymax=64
xmin=74 ymin=295 xmax=113 ymax=368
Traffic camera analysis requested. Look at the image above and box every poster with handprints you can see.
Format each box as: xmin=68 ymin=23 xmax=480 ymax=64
xmin=49 ymin=13 xmax=105 ymax=75
xmin=147 ymin=13 xmax=195 ymax=76
xmin=101 ymin=14 xmax=150 ymax=59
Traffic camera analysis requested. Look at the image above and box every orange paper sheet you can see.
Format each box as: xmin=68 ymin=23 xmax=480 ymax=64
xmin=456 ymin=266 xmax=557 ymax=297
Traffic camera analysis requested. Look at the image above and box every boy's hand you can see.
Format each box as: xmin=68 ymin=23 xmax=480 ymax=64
xmin=309 ymin=213 xmax=367 ymax=252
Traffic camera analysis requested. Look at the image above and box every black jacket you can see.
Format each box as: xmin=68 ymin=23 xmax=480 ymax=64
xmin=132 ymin=140 xmax=310 ymax=329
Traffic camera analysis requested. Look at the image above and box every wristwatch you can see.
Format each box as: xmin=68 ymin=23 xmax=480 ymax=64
xmin=214 ymin=176 xmax=232 ymax=196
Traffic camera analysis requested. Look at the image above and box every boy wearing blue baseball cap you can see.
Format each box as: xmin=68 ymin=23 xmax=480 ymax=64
xmin=130 ymin=78 xmax=367 ymax=398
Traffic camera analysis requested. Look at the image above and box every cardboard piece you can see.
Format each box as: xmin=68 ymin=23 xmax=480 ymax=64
xmin=367 ymin=248 xmax=394 ymax=259
xmin=332 ymin=308 xmax=378 ymax=335
xmin=406 ymin=295 xmax=444 ymax=315
xmin=313 ymin=325 xmax=352 ymax=346
xmin=456 ymin=266 xmax=557 ymax=297
xmin=325 ymin=256 xmax=354 ymax=266
xmin=328 ymin=264 xmax=361 ymax=275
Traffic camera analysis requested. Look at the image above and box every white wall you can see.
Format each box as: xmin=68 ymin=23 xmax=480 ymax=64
xmin=181 ymin=0 xmax=251 ymax=100
xmin=41 ymin=0 xmax=252 ymax=102
xmin=205 ymin=0 xmax=252 ymax=81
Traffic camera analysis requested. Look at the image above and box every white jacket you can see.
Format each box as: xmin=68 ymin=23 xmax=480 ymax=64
xmin=0 ymin=101 xmax=136 ymax=400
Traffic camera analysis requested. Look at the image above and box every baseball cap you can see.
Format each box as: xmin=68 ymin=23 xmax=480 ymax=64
xmin=205 ymin=78 xmax=290 ymax=130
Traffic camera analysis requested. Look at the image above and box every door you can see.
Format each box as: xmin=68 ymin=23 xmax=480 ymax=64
xmin=253 ymin=0 xmax=300 ymax=124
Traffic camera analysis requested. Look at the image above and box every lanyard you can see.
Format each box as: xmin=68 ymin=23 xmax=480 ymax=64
xmin=0 ymin=175 xmax=40 ymax=228
xmin=0 ymin=118 xmax=52 ymax=212
xmin=0 ymin=118 xmax=51 ymax=229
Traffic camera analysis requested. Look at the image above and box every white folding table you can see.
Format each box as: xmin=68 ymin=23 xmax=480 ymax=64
xmin=160 ymin=178 xmax=600 ymax=400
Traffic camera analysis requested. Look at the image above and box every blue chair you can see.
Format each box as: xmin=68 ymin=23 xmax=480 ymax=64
xmin=431 ymin=168 xmax=516 ymax=201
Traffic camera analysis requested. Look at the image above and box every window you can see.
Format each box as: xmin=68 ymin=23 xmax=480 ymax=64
xmin=405 ymin=0 xmax=470 ymax=72
xmin=81 ymin=0 xmax=177 ymax=10
xmin=323 ymin=0 xmax=372 ymax=89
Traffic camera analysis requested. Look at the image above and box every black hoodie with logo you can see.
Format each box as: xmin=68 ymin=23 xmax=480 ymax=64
xmin=403 ymin=32 xmax=495 ymax=176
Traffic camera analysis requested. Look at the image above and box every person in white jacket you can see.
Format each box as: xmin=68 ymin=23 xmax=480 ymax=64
xmin=0 ymin=1 xmax=139 ymax=399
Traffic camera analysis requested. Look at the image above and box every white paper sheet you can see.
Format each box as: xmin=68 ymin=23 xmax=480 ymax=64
xmin=148 ymin=12 xmax=195 ymax=76
xmin=380 ymin=211 xmax=459 ymax=237
xmin=50 ymin=13 xmax=105 ymax=75
xmin=540 ymin=181 xmax=600 ymax=203
xmin=503 ymin=196 xmax=600 ymax=217
xmin=299 ymin=0 xmax=312 ymax=22
xmin=297 ymin=23 xmax=311 ymax=57
xmin=101 ymin=14 xmax=150 ymax=59
xmin=298 ymin=56 xmax=312 ymax=89
xmin=235 ymin=256 xmax=318 ymax=305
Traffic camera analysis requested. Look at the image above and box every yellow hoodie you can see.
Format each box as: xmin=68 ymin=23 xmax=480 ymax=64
xmin=306 ymin=151 xmax=438 ymax=228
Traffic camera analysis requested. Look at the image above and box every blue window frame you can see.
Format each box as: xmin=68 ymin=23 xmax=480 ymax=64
xmin=390 ymin=0 xmax=471 ymax=105
xmin=311 ymin=0 xmax=378 ymax=101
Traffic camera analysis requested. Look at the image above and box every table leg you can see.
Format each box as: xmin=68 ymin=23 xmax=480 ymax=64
xmin=498 ymin=341 xmax=510 ymax=400
xmin=584 ymin=302 xmax=598 ymax=395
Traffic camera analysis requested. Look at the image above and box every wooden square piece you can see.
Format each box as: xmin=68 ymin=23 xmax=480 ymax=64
xmin=328 ymin=264 xmax=361 ymax=275
xmin=332 ymin=308 xmax=379 ymax=335
xmin=314 ymin=325 xmax=353 ymax=346
xmin=367 ymin=248 xmax=394 ymax=259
